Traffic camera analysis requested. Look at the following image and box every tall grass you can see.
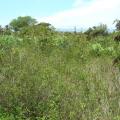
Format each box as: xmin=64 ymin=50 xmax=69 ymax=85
xmin=0 ymin=34 xmax=120 ymax=120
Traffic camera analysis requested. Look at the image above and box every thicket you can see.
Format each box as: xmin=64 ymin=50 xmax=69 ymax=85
xmin=0 ymin=16 xmax=120 ymax=120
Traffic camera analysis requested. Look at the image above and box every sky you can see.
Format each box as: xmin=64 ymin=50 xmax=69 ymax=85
xmin=0 ymin=0 xmax=120 ymax=29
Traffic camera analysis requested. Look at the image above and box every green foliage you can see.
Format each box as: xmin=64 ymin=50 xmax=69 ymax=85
xmin=0 ymin=26 xmax=3 ymax=35
xmin=90 ymin=36 xmax=116 ymax=57
xmin=0 ymin=32 xmax=120 ymax=120
xmin=85 ymin=24 xmax=108 ymax=38
xmin=104 ymin=47 xmax=116 ymax=56
xmin=91 ymin=43 xmax=104 ymax=56
xmin=114 ymin=19 xmax=120 ymax=31
xmin=9 ymin=16 xmax=37 ymax=31
xmin=17 ymin=22 xmax=55 ymax=39
xmin=52 ymin=33 xmax=66 ymax=47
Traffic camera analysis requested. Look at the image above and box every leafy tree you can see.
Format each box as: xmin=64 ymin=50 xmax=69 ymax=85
xmin=84 ymin=28 xmax=93 ymax=35
xmin=114 ymin=19 xmax=120 ymax=31
xmin=37 ymin=22 xmax=51 ymax=28
xmin=3 ymin=25 xmax=11 ymax=35
xmin=0 ymin=25 xmax=3 ymax=35
xmin=9 ymin=16 xmax=37 ymax=32
xmin=85 ymin=24 xmax=108 ymax=38
xmin=36 ymin=22 xmax=55 ymax=32
xmin=19 ymin=22 xmax=55 ymax=37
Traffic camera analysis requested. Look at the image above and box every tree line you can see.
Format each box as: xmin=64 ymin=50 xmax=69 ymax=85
xmin=0 ymin=16 xmax=120 ymax=37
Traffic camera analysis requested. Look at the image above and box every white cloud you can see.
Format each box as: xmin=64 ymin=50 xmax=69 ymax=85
xmin=73 ymin=0 xmax=92 ymax=8
xmin=38 ymin=0 xmax=120 ymax=30
xmin=73 ymin=0 xmax=86 ymax=7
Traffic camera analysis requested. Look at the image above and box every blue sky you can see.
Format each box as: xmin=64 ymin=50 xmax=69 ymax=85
xmin=0 ymin=0 xmax=74 ymax=25
xmin=0 ymin=0 xmax=120 ymax=29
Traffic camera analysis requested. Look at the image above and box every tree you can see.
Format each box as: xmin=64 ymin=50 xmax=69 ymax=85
xmin=85 ymin=24 xmax=108 ymax=38
xmin=29 ymin=22 xmax=55 ymax=36
xmin=114 ymin=19 xmax=120 ymax=31
xmin=0 ymin=25 xmax=3 ymax=35
xmin=9 ymin=16 xmax=37 ymax=32
xmin=18 ymin=22 xmax=55 ymax=38
xmin=36 ymin=22 xmax=55 ymax=32
xmin=37 ymin=22 xmax=51 ymax=27
xmin=3 ymin=25 xmax=11 ymax=35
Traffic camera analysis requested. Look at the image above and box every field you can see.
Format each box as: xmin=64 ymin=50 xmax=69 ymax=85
xmin=0 ymin=31 xmax=120 ymax=119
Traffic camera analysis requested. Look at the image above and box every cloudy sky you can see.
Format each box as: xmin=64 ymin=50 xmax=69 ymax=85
xmin=0 ymin=0 xmax=120 ymax=29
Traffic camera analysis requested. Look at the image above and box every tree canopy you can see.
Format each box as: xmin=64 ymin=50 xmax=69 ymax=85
xmin=114 ymin=19 xmax=120 ymax=31
xmin=9 ymin=16 xmax=37 ymax=31
xmin=85 ymin=24 xmax=108 ymax=37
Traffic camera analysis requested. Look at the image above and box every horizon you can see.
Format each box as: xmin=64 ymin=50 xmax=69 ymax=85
xmin=0 ymin=0 xmax=120 ymax=29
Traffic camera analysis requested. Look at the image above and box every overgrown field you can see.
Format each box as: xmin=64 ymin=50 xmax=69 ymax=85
xmin=0 ymin=33 xmax=120 ymax=120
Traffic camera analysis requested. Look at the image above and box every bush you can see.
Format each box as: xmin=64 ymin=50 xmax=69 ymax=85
xmin=85 ymin=24 xmax=108 ymax=39
xmin=91 ymin=43 xmax=104 ymax=56
xmin=0 ymin=34 xmax=120 ymax=120
xmin=90 ymin=42 xmax=116 ymax=57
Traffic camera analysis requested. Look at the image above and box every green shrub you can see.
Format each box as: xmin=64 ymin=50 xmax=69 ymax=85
xmin=91 ymin=43 xmax=104 ymax=56
xmin=52 ymin=34 xmax=66 ymax=47
xmin=104 ymin=47 xmax=116 ymax=56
